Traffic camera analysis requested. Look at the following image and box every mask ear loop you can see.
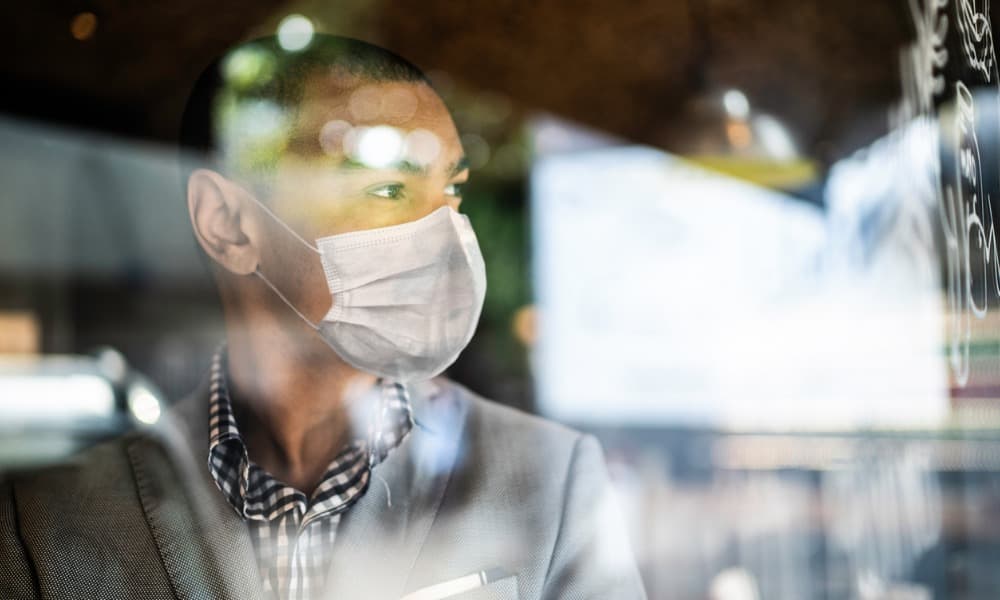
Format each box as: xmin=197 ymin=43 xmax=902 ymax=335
xmin=245 ymin=194 xmax=328 ymax=331
xmin=245 ymin=192 xmax=323 ymax=255
xmin=254 ymin=268 xmax=323 ymax=331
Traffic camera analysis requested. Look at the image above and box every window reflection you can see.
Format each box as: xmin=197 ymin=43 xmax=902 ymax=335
xmin=2 ymin=0 xmax=1000 ymax=598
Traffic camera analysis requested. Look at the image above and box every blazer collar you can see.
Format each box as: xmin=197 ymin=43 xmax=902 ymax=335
xmin=128 ymin=375 xmax=467 ymax=600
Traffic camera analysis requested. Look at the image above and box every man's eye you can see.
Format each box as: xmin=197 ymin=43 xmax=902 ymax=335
xmin=366 ymin=183 xmax=405 ymax=199
xmin=444 ymin=183 xmax=465 ymax=197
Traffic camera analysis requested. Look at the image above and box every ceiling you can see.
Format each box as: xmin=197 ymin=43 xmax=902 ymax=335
xmin=0 ymin=0 xmax=925 ymax=166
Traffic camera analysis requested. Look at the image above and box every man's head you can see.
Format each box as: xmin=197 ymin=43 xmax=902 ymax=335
xmin=180 ymin=35 xmax=470 ymax=360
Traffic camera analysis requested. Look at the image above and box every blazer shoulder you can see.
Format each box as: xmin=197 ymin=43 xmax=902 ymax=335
xmin=432 ymin=378 xmax=589 ymax=493
xmin=11 ymin=432 xmax=139 ymax=496
xmin=6 ymin=431 xmax=181 ymax=599
xmin=445 ymin=379 xmax=584 ymax=449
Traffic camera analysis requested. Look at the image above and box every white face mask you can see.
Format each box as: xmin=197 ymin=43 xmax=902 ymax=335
xmin=253 ymin=204 xmax=487 ymax=382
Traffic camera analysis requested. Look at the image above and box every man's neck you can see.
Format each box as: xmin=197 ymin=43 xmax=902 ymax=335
xmin=223 ymin=317 xmax=377 ymax=494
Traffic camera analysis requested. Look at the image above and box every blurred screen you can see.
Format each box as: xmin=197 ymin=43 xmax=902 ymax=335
xmin=532 ymin=135 xmax=949 ymax=429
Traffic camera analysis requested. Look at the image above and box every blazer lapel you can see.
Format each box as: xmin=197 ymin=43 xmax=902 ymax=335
xmin=320 ymin=379 xmax=469 ymax=600
xmin=128 ymin=380 xmax=266 ymax=600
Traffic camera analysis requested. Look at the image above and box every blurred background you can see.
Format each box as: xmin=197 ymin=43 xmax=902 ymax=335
xmin=3 ymin=0 xmax=1000 ymax=598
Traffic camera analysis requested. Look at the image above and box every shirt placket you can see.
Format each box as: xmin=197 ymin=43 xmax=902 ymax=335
xmin=286 ymin=511 xmax=328 ymax=600
xmin=288 ymin=525 xmax=304 ymax=600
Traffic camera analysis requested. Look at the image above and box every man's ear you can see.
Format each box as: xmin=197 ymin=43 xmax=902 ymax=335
xmin=187 ymin=169 xmax=260 ymax=275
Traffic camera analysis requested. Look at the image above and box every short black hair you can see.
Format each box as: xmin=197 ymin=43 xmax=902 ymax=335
xmin=178 ymin=34 xmax=430 ymax=187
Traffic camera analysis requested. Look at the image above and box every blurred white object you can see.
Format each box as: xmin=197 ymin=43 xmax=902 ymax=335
xmin=531 ymin=119 xmax=947 ymax=429
xmin=857 ymin=571 xmax=932 ymax=600
xmin=709 ymin=567 xmax=761 ymax=600
xmin=0 ymin=356 xmax=116 ymax=429
xmin=127 ymin=384 xmax=162 ymax=425
xmin=0 ymin=349 xmax=164 ymax=468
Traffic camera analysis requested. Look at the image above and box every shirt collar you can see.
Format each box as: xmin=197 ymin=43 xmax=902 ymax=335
xmin=207 ymin=344 xmax=413 ymax=522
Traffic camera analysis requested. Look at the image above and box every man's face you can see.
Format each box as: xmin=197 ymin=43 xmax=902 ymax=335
xmin=265 ymin=74 xmax=468 ymax=239
xmin=229 ymin=72 xmax=471 ymax=333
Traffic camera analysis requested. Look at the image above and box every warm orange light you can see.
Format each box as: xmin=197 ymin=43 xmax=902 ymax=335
xmin=0 ymin=311 xmax=40 ymax=355
xmin=70 ymin=12 xmax=98 ymax=41
xmin=512 ymin=305 xmax=537 ymax=347
xmin=725 ymin=120 xmax=752 ymax=149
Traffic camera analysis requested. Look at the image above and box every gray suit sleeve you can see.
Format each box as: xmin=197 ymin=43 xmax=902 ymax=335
xmin=541 ymin=434 xmax=646 ymax=599
xmin=0 ymin=482 xmax=40 ymax=599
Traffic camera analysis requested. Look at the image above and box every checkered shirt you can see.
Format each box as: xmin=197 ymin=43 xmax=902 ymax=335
xmin=207 ymin=346 xmax=413 ymax=600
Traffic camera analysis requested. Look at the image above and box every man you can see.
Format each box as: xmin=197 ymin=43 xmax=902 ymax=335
xmin=0 ymin=35 xmax=645 ymax=599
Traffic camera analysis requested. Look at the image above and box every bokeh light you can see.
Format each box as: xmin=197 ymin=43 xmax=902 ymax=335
xmin=276 ymin=14 xmax=314 ymax=52
xmin=403 ymin=128 xmax=441 ymax=166
xmin=319 ymin=119 xmax=352 ymax=156
xmin=348 ymin=86 xmax=383 ymax=122
xmin=723 ymin=89 xmax=750 ymax=119
xmin=69 ymin=12 xmax=97 ymax=41
xmin=354 ymin=126 xmax=403 ymax=168
xmin=381 ymin=87 xmax=419 ymax=123
xmin=127 ymin=386 xmax=161 ymax=425
xmin=461 ymin=133 xmax=491 ymax=169
xmin=222 ymin=46 xmax=276 ymax=90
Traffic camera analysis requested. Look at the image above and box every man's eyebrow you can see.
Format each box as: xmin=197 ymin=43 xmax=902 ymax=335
xmin=336 ymin=157 xmax=428 ymax=175
xmin=449 ymin=156 xmax=470 ymax=177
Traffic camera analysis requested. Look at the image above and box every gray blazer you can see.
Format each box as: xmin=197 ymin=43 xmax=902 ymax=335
xmin=0 ymin=377 xmax=645 ymax=600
